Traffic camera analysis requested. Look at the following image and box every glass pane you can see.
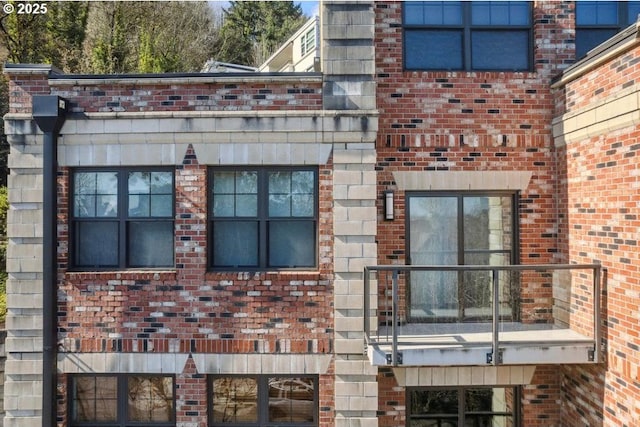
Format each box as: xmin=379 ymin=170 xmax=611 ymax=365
xmin=405 ymin=2 xmax=462 ymax=25
xmin=405 ymin=30 xmax=463 ymax=70
xmin=236 ymin=194 xmax=257 ymax=217
xmin=472 ymin=1 xmax=529 ymax=25
xmin=213 ymin=171 xmax=235 ymax=193
xmin=292 ymin=194 xmax=313 ymax=217
xmin=127 ymin=376 xmax=174 ymax=422
xmin=409 ymin=197 xmax=458 ymax=321
xmin=236 ymin=171 xmax=258 ymax=194
xmin=268 ymin=377 xmax=315 ymax=422
xmin=74 ymin=195 xmax=96 ymax=217
xmin=150 ymin=171 xmax=172 ymax=193
xmin=466 ymin=388 xmax=509 ymax=412
xmin=269 ymin=221 xmax=315 ymax=268
xmin=74 ymin=171 xmax=117 ymax=217
xmin=129 ymin=194 xmax=149 ymax=217
xmin=292 ymin=170 xmax=314 ymax=194
xmin=269 ymin=171 xmax=291 ymax=194
xmin=576 ymin=1 xmax=617 ymax=25
xmin=96 ymin=172 xmax=118 ymax=194
xmin=269 ymin=193 xmax=291 ymax=217
xmin=575 ymin=28 xmax=618 ymax=57
xmin=76 ymin=222 xmax=118 ymax=267
xmin=628 ymin=3 xmax=640 ymax=25
xmin=73 ymin=376 xmax=117 ymax=422
xmin=128 ymin=171 xmax=150 ymax=194
xmin=128 ymin=221 xmax=174 ymax=267
xmin=471 ymin=30 xmax=529 ymax=70
xmin=213 ymin=171 xmax=257 ymax=217
xmin=212 ymin=377 xmax=258 ymax=423
xmin=151 ymin=194 xmax=173 ymax=217
xmin=409 ymin=197 xmax=458 ymax=263
xmin=96 ymin=195 xmax=118 ymax=217
xmin=74 ymin=172 xmax=97 ymax=195
xmin=462 ymin=269 xmax=493 ymax=321
xmin=213 ymin=221 xmax=258 ymax=267
xmin=129 ymin=171 xmax=173 ymax=218
xmin=411 ymin=389 xmax=459 ymax=414
xmin=463 ymin=196 xmax=512 ymax=251
xmin=213 ymin=194 xmax=235 ymax=217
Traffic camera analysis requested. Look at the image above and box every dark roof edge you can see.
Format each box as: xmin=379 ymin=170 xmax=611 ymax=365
xmin=3 ymin=63 xmax=63 ymax=75
xmin=552 ymin=20 xmax=640 ymax=88
xmin=3 ymin=63 xmax=322 ymax=82
xmin=48 ymin=71 xmax=322 ymax=80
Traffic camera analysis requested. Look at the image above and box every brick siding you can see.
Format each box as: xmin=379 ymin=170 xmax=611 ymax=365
xmin=556 ymin=43 xmax=640 ymax=422
xmin=374 ymin=2 xmax=577 ymax=426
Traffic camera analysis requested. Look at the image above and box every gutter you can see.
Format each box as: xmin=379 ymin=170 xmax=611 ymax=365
xmin=31 ymin=96 xmax=68 ymax=427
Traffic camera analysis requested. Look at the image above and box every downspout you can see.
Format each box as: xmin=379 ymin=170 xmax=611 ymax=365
xmin=32 ymin=96 xmax=68 ymax=427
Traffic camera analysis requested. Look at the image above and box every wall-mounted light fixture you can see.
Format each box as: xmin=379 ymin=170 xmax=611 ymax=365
xmin=384 ymin=190 xmax=395 ymax=220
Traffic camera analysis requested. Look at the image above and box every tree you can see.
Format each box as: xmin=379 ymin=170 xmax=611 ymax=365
xmin=0 ymin=1 xmax=88 ymax=69
xmin=82 ymin=1 xmax=220 ymax=74
xmin=214 ymin=1 xmax=306 ymax=66
xmin=0 ymin=1 xmax=49 ymax=63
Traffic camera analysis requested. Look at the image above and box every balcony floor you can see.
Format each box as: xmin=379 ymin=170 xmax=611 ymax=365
xmin=367 ymin=322 xmax=596 ymax=366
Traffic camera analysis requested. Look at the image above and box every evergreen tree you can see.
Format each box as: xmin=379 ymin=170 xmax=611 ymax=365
xmin=214 ymin=1 xmax=306 ymax=66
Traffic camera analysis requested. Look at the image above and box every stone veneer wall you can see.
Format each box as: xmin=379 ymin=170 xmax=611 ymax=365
xmin=322 ymin=2 xmax=380 ymax=427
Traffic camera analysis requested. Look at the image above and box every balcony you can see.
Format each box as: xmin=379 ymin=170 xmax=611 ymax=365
xmin=364 ymin=264 xmax=602 ymax=367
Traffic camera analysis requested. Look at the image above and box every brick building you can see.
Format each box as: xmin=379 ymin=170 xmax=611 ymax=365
xmin=2 ymin=1 xmax=639 ymax=427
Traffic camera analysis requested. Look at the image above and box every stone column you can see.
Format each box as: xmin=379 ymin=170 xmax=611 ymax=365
xmin=322 ymin=2 xmax=379 ymax=426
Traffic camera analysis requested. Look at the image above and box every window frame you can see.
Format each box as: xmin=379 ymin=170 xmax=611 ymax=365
xmin=405 ymin=191 xmax=520 ymax=322
xmin=405 ymin=191 xmax=520 ymax=267
xmin=402 ymin=1 xmax=533 ymax=72
xmin=575 ymin=1 xmax=640 ymax=58
xmin=208 ymin=374 xmax=319 ymax=427
xmin=208 ymin=166 xmax=319 ymax=271
xmin=68 ymin=374 xmax=176 ymax=427
xmin=300 ymin=27 xmax=316 ymax=57
xmin=69 ymin=167 xmax=175 ymax=270
xmin=406 ymin=386 xmax=521 ymax=427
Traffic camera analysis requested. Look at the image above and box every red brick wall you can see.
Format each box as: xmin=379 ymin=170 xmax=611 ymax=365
xmin=374 ymin=2 xmax=575 ymax=425
xmin=7 ymin=74 xmax=50 ymax=113
xmin=555 ymin=40 xmax=640 ymax=423
xmin=23 ymin=71 xmax=335 ymax=425
xmin=6 ymin=73 xmax=322 ymax=114
xmin=52 ymin=81 xmax=322 ymax=113
xmin=55 ymin=156 xmax=335 ymax=426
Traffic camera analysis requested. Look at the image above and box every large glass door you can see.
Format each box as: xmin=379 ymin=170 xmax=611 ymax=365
xmin=407 ymin=193 xmax=517 ymax=323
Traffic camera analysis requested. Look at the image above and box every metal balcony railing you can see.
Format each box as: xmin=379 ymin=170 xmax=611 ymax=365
xmin=364 ymin=264 xmax=602 ymax=366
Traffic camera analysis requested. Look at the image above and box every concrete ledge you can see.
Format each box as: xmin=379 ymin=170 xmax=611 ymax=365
xmin=392 ymin=366 xmax=536 ymax=386
xmin=58 ymin=353 xmax=332 ymax=375
xmin=393 ymin=171 xmax=533 ymax=191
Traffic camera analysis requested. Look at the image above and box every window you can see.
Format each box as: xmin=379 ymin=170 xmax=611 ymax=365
xmin=209 ymin=375 xmax=318 ymax=426
xmin=210 ymin=167 xmax=317 ymax=270
xmin=575 ymin=1 xmax=640 ymax=58
xmin=407 ymin=387 xmax=520 ymax=426
xmin=71 ymin=169 xmax=174 ymax=269
xmin=69 ymin=374 xmax=175 ymax=427
xmin=403 ymin=1 xmax=532 ymax=71
xmin=407 ymin=192 xmax=518 ymax=322
xmin=301 ymin=27 xmax=316 ymax=56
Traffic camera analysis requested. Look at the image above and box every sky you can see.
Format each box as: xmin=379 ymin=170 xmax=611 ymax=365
xmin=298 ymin=1 xmax=319 ymax=16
